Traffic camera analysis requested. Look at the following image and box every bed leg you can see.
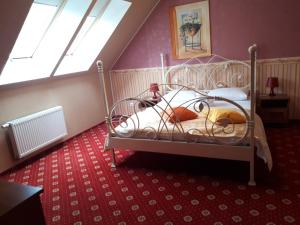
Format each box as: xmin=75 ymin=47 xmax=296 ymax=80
xmin=103 ymin=136 xmax=109 ymax=153
xmin=111 ymin=148 xmax=117 ymax=168
xmin=248 ymin=159 xmax=256 ymax=186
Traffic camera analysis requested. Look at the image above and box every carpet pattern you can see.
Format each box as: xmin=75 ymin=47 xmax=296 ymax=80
xmin=1 ymin=124 xmax=299 ymax=225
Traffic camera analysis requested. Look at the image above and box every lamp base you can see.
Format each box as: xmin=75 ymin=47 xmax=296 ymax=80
xmin=152 ymin=92 xmax=158 ymax=99
xmin=269 ymin=88 xmax=276 ymax=96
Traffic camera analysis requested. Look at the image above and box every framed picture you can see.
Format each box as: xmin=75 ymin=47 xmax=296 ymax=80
xmin=169 ymin=1 xmax=211 ymax=59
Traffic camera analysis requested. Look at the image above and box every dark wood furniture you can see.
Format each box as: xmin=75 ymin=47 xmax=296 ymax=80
xmin=0 ymin=180 xmax=46 ymax=225
xmin=256 ymin=94 xmax=289 ymax=124
xmin=138 ymin=96 xmax=161 ymax=109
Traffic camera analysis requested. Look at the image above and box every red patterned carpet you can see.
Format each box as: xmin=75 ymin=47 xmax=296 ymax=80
xmin=1 ymin=123 xmax=299 ymax=225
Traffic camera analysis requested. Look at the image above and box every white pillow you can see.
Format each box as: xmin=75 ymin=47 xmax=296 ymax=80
xmin=207 ymin=87 xmax=248 ymax=101
xmin=162 ymin=90 xmax=197 ymax=102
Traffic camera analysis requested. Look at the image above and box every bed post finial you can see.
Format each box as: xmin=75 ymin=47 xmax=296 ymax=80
xmin=96 ymin=60 xmax=103 ymax=75
xmin=248 ymin=44 xmax=257 ymax=54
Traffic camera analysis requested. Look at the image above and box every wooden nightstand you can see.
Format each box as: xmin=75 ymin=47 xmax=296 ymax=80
xmin=256 ymin=94 xmax=289 ymax=124
xmin=138 ymin=97 xmax=160 ymax=110
xmin=0 ymin=180 xmax=46 ymax=225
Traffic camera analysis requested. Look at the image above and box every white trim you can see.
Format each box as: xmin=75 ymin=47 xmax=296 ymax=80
xmin=111 ymin=55 xmax=300 ymax=73
xmin=258 ymin=56 xmax=300 ymax=63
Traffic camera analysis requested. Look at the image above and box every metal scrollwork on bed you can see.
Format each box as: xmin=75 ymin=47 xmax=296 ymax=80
xmin=164 ymin=55 xmax=251 ymax=91
xmin=107 ymin=84 xmax=250 ymax=146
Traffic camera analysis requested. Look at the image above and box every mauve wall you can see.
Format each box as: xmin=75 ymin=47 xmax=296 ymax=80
xmin=114 ymin=0 xmax=300 ymax=70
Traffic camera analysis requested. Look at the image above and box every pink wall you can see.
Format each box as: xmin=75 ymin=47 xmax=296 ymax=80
xmin=114 ymin=0 xmax=300 ymax=69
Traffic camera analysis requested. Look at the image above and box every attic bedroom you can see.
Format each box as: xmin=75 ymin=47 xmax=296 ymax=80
xmin=0 ymin=0 xmax=299 ymax=225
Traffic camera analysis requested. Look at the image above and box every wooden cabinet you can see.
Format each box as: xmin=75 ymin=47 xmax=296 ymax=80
xmin=0 ymin=180 xmax=46 ymax=225
xmin=256 ymin=94 xmax=289 ymax=124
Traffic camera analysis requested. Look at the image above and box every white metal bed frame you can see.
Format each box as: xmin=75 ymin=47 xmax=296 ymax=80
xmin=97 ymin=44 xmax=257 ymax=186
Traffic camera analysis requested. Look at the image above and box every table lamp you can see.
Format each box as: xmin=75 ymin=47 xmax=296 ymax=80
xmin=266 ymin=77 xmax=279 ymax=96
xmin=150 ymin=83 xmax=159 ymax=99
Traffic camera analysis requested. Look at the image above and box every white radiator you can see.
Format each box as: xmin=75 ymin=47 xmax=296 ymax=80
xmin=3 ymin=106 xmax=68 ymax=159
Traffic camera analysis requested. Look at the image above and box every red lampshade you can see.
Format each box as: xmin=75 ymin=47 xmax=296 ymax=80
xmin=266 ymin=77 xmax=279 ymax=96
xmin=150 ymin=83 xmax=159 ymax=92
xmin=266 ymin=77 xmax=279 ymax=88
xmin=150 ymin=83 xmax=159 ymax=99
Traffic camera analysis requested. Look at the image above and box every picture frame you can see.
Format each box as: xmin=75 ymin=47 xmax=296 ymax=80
xmin=169 ymin=1 xmax=211 ymax=59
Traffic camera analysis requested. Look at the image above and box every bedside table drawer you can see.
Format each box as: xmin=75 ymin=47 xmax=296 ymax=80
xmin=257 ymin=110 xmax=289 ymax=124
xmin=257 ymin=94 xmax=289 ymax=124
xmin=260 ymin=99 xmax=288 ymax=108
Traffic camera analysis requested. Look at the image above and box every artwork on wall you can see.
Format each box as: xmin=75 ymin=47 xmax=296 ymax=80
xmin=169 ymin=1 xmax=211 ymax=59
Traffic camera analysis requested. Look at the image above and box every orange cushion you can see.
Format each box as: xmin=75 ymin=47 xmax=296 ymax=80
xmin=163 ymin=107 xmax=198 ymax=123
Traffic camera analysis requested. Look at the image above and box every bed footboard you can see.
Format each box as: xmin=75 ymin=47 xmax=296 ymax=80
xmin=107 ymin=86 xmax=252 ymax=146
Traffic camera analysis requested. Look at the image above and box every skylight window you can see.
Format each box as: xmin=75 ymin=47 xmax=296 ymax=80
xmin=10 ymin=3 xmax=58 ymax=59
xmin=0 ymin=0 xmax=131 ymax=85
xmin=55 ymin=0 xmax=131 ymax=75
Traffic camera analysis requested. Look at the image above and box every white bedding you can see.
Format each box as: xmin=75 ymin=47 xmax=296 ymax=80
xmin=114 ymin=97 xmax=272 ymax=171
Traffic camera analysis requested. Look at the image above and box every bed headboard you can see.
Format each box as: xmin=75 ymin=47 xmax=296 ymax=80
xmin=164 ymin=55 xmax=251 ymax=91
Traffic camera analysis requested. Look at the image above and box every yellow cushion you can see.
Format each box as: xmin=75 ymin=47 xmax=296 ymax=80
xmin=162 ymin=107 xmax=198 ymax=123
xmin=204 ymin=108 xmax=246 ymax=124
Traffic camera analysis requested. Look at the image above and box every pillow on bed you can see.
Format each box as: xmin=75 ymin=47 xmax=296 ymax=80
xmin=162 ymin=107 xmax=198 ymax=123
xmin=207 ymin=87 xmax=247 ymax=101
xmin=204 ymin=108 xmax=246 ymax=124
xmin=162 ymin=90 xmax=197 ymax=102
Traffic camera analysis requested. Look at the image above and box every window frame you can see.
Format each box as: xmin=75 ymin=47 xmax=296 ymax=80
xmin=10 ymin=2 xmax=63 ymax=60
xmin=49 ymin=0 xmax=100 ymax=77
